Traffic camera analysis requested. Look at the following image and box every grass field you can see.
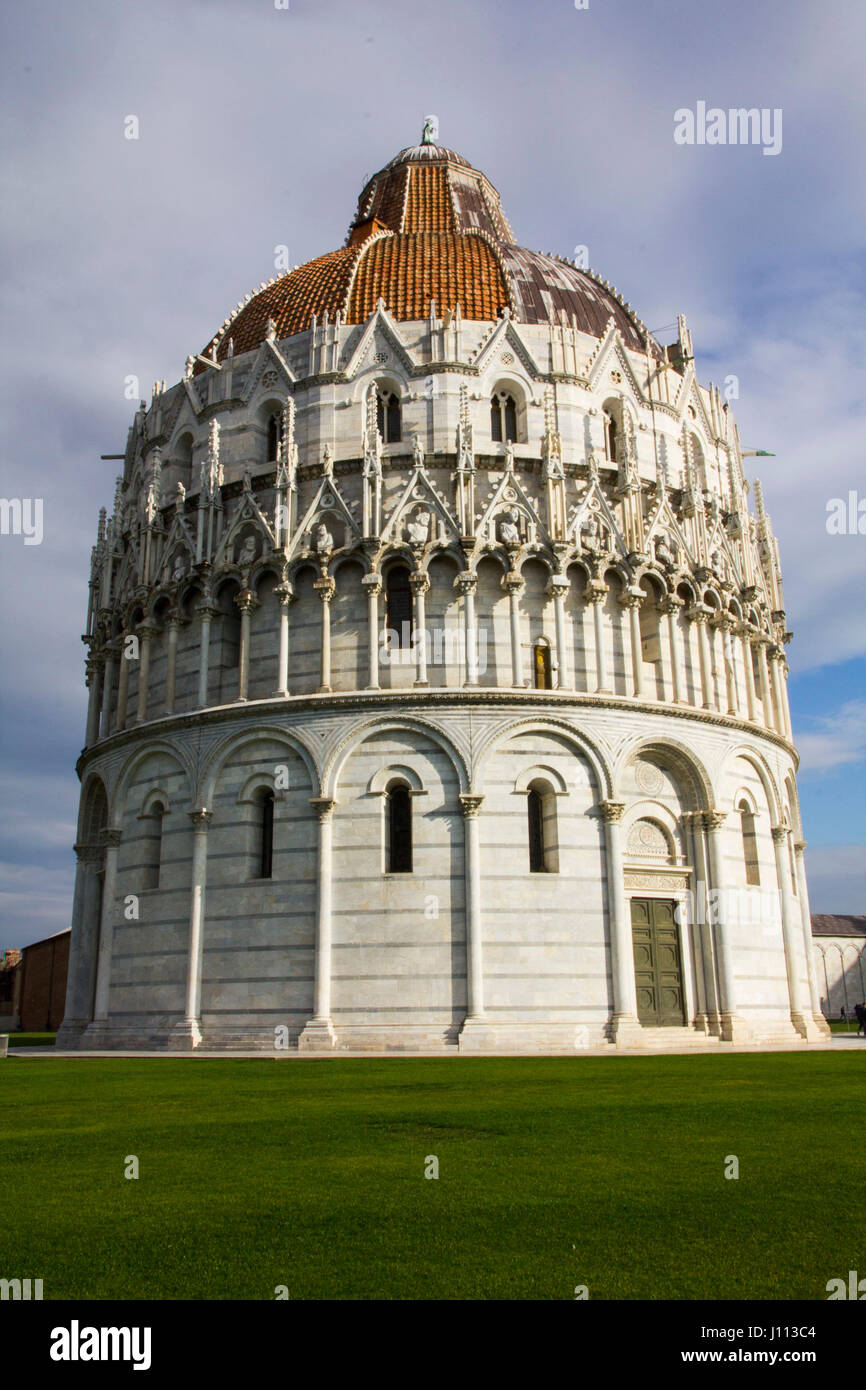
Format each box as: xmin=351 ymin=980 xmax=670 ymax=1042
xmin=1 ymin=1053 xmax=862 ymax=1300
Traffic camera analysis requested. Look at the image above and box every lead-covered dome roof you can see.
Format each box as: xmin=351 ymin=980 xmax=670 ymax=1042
xmin=193 ymin=138 xmax=658 ymax=374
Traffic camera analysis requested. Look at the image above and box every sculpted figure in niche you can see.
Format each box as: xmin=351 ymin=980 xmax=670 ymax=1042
xmin=655 ymin=532 xmax=677 ymax=569
xmin=413 ymin=433 xmax=425 ymax=467
xmin=237 ymin=534 xmax=258 ymax=568
xmin=322 ymin=444 xmax=334 ymax=476
xmin=314 ymin=521 xmax=334 ymax=555
xmin=504 ymin=439 xmax=515 ymax=472
xmin=172 ymin=554 xmax=186 ymax=584
xmin=580 ymin=510 xmax=606 ymax=555
xmin=498 ymin=507 xmax=521 ymax=547
xmin=406 ymin=508 xmax=431 ymax=545
xmin=711 ymin=548 xmax=728 ymax=580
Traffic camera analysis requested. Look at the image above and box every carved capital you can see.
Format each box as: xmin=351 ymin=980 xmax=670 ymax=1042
xmin=188 ymin=808 xmax=212 ymax=831
xmin=702 ymin=810 xmax=728 ymax=832
xmin=309 ymin=796 xmax=336 ymax=823
xmin=361 ymin=573 xmax=383 ymax=597
xmin=454 ymin=573 xmax=477 ymax=597
xmin=794 ymin=839 xmax=807 ymax=854
xmin=274 ymin=582 xmax=295 ymax=608
xmin=99 ymin=827 xmax=123 ymax=849
xmin=771 ymin=824 xmax=790 ymax=845
xmin=686 ymin=605 xmax=710 ymax=625
xmin=656 ymin=595 xmax=681 ymax=616
xmin=547 ymin=576 xmax=570 ymax=598
xmin=313 ymin=577 xmax=336 ymax=602
xmin=74 ymin=841 xmax=104 ymax=864
xmin=409 ymin=572 xmax=430 ymax=597
xmin=459 ymin=793 xmax=484 ymax=819
xmin=584 ymin=580 xmax=607 ymax=605
xmin=618 ymin=590 xmax=643 ymax=611
xmin=234 ymin=589 xmax=260 ymax=615
xmin=502 ymin=573 xmax=524 ymax=596
xmin=598 ymin=800 xmax=626 ymax=824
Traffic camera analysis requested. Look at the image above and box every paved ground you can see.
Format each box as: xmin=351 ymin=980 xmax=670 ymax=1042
xmin=6 ymin=1035 xmax=866 ymax=1059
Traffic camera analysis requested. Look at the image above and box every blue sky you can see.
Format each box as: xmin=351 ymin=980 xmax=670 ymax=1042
xmin=1 ymin=0 xmax=864 ymax=946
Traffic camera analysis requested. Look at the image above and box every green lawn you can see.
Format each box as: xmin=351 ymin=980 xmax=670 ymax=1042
xmin=0 ymin=1054 xmax=862 ymax=1300
xmin=7 ymin=1032 xmax=56 ymax=1047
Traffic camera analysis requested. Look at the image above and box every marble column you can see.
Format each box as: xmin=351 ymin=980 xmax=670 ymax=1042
xmin=717 ymin=616 xmax=738 ymax=716
xmin=196 ymin=604 xmax=216 ymax=708
xmin=299 ymin=797 xmax=338 ymax=1050
xmin=170 ymin=809 xmax=211 ymax=1049
xmin=689 ymin=607 xmax=713 ymax=709
xmin=659 ymin=597 xmax=684 ymax=704
xmin=362 ymin=573 xmax=382 ymax=690
xmin=503 ymin=573 xmax=525 ymax=687
xmin=56 ymin=842 xmax=105 ymax=1045
xmin=163 ymin=616 xmax=180 ymax=716
xmin=682 ymin=811 xmax=719 ymax=1034
xmin=235 ymin=589 xmax=259 ymax=702
xmin=794 ymin=839 xmax=832 ymax=1036
xmin=274 ymin=582 xmax=294 ymax=696
xmin=755 ymin=638 xmax=774 ymax=731
xmin=313 ymin=577 xmax=335 ymax=693
xmin=773 ymin=826 xmax=821 ymax=1039
xmin=458 ymin=794 xmax=486 ymax=1036
xmin=740 ymin=624 xmax=757 ymax=721
xmin=703 ymin=810 xmax=750 ymax=1041
xmin=548 ymin=576 xmax=570 ymax=689
xmin=620 ymin=591 xmax=643 ymax=698
xmin=410 ymin=572 xmax=430 ymax=687
xmin=115 ymin=634 xmax=131 ymax=730
xmin=85 ymin=657 xmax=103 ymax=747
xmin=457 ymin=574 xmax=479 ymax=687
xmin=99 ymin=649 xmax=116 ymax=740
xmin=599 ymin=800 xmax=642 ymax=1046
xmin=136 ymin=623 xmax=156 ymax=724
xmin=90 ymin=828 xmax=123 ymax=1026
xmin=586 ymin=582 xmax=609 ymax=693
xmin=769 ymin=649 xmax=791 ymax=738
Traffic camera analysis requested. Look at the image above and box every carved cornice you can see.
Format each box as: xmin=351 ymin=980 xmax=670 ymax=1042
xmin=76 ymin=686 xmax=801 ymax=780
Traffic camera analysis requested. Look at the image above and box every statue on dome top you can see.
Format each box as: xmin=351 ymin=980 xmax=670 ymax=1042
xmin=421 ymin=115 xmax=439 ymax=145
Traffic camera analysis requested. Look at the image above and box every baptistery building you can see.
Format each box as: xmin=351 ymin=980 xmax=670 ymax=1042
xmin=58 ymin=127 xmax=828 ymax=1051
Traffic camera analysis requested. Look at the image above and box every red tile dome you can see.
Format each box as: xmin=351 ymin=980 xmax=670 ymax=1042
xmin=193 ymin=141 xmax=657 ymax=373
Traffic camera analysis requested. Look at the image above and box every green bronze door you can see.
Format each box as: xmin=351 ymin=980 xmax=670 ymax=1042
xmin=631 ymin=898 xmax=686 ymax=1026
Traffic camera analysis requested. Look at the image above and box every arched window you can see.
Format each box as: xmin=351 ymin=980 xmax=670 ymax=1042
xmin=257 ymin=789 xmax=274 ymax=880
xmin=267 ymin=412 xmax=283 ymax=462
xmin=491 ymin=391 xmax=517 ymax=443
xmin=533 ymin=642 xmax=552 ymax=689
xmin=527 ymin=780 xmax=559 ymax=873
xmin=385 ymin=566 xmax=412 ymax=648
xmin=386 ymin=782 xmax=412 ymax=873
xmin=377 ymin=390 xmax=401 ymax=443
xmin=739 ymin=800 xmax=760 ymax=886
xmin=142 ymin=801 xmax=165 ymax=890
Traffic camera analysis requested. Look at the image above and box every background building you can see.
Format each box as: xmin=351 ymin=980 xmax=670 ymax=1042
xmin=58 ymin=132 xmax=828 ymax=1052
xmin=812 ymin=914 xmax=866 ymax=1019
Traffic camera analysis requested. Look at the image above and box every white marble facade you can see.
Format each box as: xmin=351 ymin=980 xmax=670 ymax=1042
xmin=58 ymin=140 xmax=829 ymax=1051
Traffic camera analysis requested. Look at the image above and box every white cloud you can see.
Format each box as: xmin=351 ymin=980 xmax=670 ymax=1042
xmin=796 ymin=700 xmax=866 ymax=772
xmin=804 ymin=844 xmax=866 ymax=915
